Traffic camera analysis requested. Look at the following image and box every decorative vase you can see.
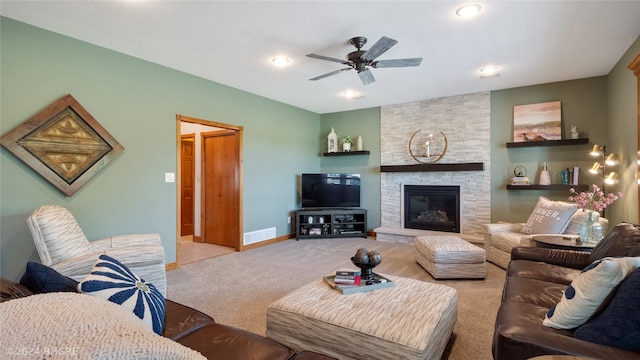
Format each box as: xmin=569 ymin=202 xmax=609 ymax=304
xmin=579 ymin=211 xmax=603 ymax=244
xmin=356 ymin=136 xmax=363 ymax=151
xmin=327 ymin=127 xmax=338 ymax=153
xmin=538 ymin=162 xmax=551 ymax=185
xmin=343 ymin=142 xmax=351 ymax=152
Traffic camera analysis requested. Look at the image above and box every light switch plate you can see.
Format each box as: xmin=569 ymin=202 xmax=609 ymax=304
xmin=165 ymin=172 xmax=175 ymax=183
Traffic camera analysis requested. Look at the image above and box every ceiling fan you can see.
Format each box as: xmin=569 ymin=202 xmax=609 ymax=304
xmin=306 ymin=36 xmax=422 ymax=85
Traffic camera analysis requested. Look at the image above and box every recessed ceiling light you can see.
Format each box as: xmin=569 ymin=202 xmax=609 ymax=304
xmin=342 ymin=90 xmax=362 ymax=99
xmin=479 ymin=65 xmax=499 ymax=78
xmin=271 ymin=56 xmax=290 ymax=66
xmin=456 ymin=4 xmax=482 ymax=18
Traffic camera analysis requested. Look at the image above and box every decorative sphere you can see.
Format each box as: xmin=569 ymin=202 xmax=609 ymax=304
xmin=367 ymin=250 xmax=382 ymax=266
xmin=354 ymin=248 xmax=369 ymax=265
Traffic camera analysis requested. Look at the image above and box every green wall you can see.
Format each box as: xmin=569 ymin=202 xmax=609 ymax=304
xmin=491 ymin=77 xmax=610 ymax=223
xmin=490 ymin=36 xmax=639 ymax=226
xmin=0 ymin=17 xmax=320 ymax=281
xmin=2 ymin=17 xmax=637 ymax=282
xmin=320 ymin=108 xmax=382 ymax=230
xmin=606 ymin=35 xmax=640 ymax=225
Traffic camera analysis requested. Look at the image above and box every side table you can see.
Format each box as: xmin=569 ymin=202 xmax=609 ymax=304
xmin=532 ymin=235 xmax=595 ymax=251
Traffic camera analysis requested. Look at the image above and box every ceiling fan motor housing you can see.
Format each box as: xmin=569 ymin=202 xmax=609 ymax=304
xmin=349 ymin=36 xmax=368 ymax=50
xmin=348 ymin=50 xmax=368 ymax=71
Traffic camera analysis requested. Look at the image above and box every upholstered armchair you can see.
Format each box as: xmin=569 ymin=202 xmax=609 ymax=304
xmin=26 ymin=205 xmax=167 ymax=295
xmin=483 ymin=196 xmax=608 ymax=269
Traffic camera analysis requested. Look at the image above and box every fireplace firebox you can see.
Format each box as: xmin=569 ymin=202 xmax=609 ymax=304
xmin=403 ymin=185 xmax=460 ymax=233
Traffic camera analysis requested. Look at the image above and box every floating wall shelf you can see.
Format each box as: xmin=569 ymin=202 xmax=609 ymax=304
xmin=506 ymin=184 xmax=589 ymax=192
xmin=323 ymin=150 xmax=370 ymax=156
xmin=506 ymin=138 xmax=589 ymax=148
xmin=380 ymin=162 xmax=484 ymax=173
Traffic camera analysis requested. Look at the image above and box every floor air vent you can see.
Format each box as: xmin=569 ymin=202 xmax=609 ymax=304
xmin=243 ymin=227 xmax=276 ymax=245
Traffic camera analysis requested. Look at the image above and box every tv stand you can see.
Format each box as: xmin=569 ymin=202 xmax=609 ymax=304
xmin=295 ymin=208 xmax=367 ymax=240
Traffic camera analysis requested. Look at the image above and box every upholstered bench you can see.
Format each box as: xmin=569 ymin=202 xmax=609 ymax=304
xmin=266 ymin=275 xmax=457 ymax=360
xmin=415 ymin=235 xmax=486 ymax=279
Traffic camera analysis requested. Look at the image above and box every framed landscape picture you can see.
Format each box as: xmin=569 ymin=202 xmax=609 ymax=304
xmin=513 ymin=101 xmax=562 ymax=142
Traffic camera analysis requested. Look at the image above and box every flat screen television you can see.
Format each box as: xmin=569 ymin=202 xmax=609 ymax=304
xmin=301 ymin=173 xmax=361 ymax=209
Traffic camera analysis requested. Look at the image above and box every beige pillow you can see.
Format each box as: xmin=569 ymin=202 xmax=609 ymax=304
xmin=521 ymin=196 xmax=578 ymax=235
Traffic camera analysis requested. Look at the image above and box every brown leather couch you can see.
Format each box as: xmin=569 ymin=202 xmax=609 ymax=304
xmin=492 ymin=222 xmax=640 ymax=360
xmin=0 ymin=278 xmax=334 ymax=360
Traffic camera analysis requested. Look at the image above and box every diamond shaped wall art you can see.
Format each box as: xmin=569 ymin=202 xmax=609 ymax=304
xmin=1 ymin=94 xmax=124 ymax=196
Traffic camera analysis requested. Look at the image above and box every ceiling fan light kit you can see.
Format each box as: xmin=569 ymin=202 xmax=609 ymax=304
xmin=307 ymin=36 xmax=423 ymax=85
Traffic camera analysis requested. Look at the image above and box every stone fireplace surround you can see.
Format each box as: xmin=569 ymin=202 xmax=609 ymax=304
xmin=374 ymin=91 xmax=491 ymax=244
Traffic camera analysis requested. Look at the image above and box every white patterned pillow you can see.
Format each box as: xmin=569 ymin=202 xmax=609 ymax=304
xmin=78 ymin=255 xmax=165 ymax=334
xmin=521 ymin=196 xmax=578 ymax=235
xmin=543 ymin=256 xmax=640 ymax=329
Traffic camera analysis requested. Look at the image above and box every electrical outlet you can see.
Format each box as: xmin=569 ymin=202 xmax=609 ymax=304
xmin=287 ymin=216 xmax=291 ymax=224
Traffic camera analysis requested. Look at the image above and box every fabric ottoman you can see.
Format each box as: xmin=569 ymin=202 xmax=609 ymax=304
xmin=266 ymin=275 xmax=457 ymax=360
xmin=415 ymin=235 xmax=486 ymax=279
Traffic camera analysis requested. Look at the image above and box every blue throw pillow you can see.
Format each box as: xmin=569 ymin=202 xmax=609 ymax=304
xmin=574 ymin=266 xmax=640 ymax=350
xmin=77 ymin=254 xmax=165 ymax=335
xmin=19 ymin=262 xmax=78 ymax=293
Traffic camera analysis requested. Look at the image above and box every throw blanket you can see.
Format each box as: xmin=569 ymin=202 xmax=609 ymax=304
xmin=0 ymin=292 xmax=205 ymax=359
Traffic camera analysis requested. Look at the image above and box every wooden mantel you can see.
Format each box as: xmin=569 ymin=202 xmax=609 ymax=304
xmin=380 ymin=162 xmax=484 ymax=173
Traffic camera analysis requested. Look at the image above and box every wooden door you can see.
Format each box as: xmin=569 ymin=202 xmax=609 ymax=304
xmin=180 ymin=135 xmax=195 ymax=236
xmin=202 ymin=130 xmax=240 ymax=248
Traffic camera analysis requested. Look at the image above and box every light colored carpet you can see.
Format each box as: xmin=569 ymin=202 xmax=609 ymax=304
xmin=166 ymin=237 xmax=506 ymax=360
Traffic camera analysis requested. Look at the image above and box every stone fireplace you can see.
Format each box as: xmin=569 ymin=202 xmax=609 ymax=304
xmin=403 ymin=185 xmax=460 ymax=233
xmin=375 ymin=91 xmax=491 ymax=244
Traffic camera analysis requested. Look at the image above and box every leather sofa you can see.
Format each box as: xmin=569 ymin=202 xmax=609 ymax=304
xmin=0 ymin=277 xmax=334 ymax=360
xmin=492 ymin=222 xmax=640 ymax=360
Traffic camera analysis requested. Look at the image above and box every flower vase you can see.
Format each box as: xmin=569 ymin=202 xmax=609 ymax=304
xmin=579 ymin=211 xmax=603 ymax=244
xmin=343 ymin=143 xmax=351 ymax=152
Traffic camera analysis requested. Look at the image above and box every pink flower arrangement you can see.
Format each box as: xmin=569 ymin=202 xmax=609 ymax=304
xmin=569 ymin=184 xmax=622 ymax=212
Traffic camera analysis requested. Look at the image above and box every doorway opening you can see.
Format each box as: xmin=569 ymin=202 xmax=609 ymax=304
xmin=176 ymin=115 xmax=243 ymax=266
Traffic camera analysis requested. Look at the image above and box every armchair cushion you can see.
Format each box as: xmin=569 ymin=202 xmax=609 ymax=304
xmin=26 ymin=205 xmax=167 ymax=296
xmin=27 ymin=205 xmax=93 ymax=266
xmin=19 ymin=262 xmax=78 ymax=294
xmin=78 ymin=255 xmax=166 ymax=335
xmin=521 ymin=196 xmax=578 ymax=235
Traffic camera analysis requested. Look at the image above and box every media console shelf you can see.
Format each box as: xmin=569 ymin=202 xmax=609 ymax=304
xmin=295 ymin=208 xmax=367 ymax=240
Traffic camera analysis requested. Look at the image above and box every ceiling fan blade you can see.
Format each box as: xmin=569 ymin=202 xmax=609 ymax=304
xmin=362 ymin=36 xmax=398 ymax=61
xmin=309 ymin=68 xmax=352 ymax=81
xmin=373 ymin=58 xmax=423 ymax=68
xmin=306 ymin=53 xmax=350 ymax=65
xmin=358 ymin=69 xmax=376 ymax=85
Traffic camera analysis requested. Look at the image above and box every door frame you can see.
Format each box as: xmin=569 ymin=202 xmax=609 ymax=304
xmin=180 ymin=134 xmax=195 ymax=237
xmin=176 ymin=115 xmax=244 ymax=266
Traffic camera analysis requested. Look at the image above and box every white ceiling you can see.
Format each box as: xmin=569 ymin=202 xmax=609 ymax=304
xmin=1 ymin=1 xmax=639 ymax=114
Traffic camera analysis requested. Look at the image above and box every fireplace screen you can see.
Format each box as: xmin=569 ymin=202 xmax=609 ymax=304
xmin=404 ymin=185 xmax=460 ymax=232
